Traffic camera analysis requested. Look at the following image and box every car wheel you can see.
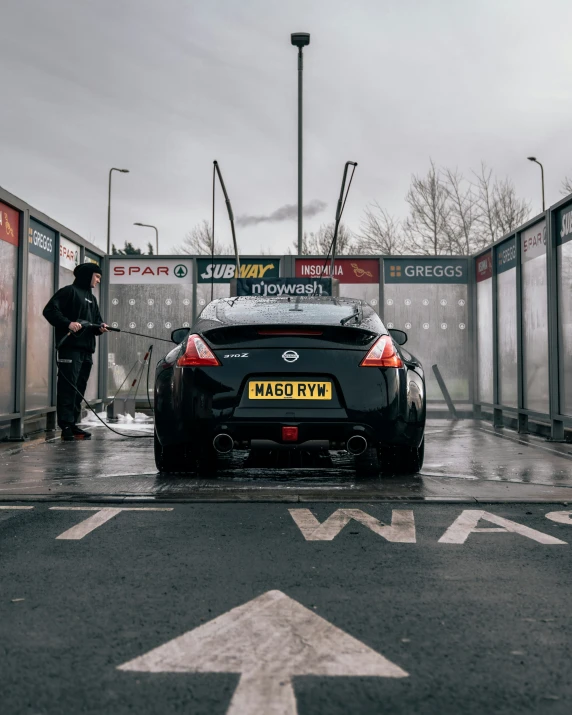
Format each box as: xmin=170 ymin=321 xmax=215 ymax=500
xmin=354 ymin=446 xmax=380 ymax=478
xmin=391 ymin=437 xmax=425 ymax=475
xmin=154 ymin=430 xmax=188 ymax=474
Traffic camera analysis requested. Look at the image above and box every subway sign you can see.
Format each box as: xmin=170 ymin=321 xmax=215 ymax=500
xmin=384 ymin=258 xmax=468 ymax=284
xmin=197 ymin=258 xmax=279 ymax=283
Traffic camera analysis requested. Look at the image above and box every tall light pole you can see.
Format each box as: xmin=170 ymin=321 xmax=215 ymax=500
xmin=291 ymin=32 xmax=310 ymax=255
xmin=134 ymin=223 xmax=159 ymax=254
xmin=527 ymin=157 xmax=545 ymax=212
xmin=107 ymin=168 xmax=129 ymax=254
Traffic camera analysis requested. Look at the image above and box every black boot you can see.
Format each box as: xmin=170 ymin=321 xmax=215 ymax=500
xmin=72 ymin=426 xmax=92 ymax=440
xmin=61 ymin=426 xmax=75 ymax=441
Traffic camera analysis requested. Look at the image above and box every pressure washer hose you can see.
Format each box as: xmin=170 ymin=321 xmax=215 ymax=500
xmin=55 ymin=321 xmax=168 ymax=439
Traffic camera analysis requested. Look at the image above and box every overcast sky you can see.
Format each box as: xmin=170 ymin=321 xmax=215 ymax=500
xmin=2 ymin=0 xmax=571 ymax=255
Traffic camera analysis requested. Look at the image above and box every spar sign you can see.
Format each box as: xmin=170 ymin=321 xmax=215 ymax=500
xmin=296 ymin=258 xmax=379 ymax=284
xmin=197 ymin=258 xmax=279 ymax=283
xmin=110 ymin=259 xmax=193 ymax=284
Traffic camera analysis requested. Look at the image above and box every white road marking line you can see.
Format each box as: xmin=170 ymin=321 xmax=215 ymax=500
xmin=50 ymin=507 xmax=173 ymax=540
xmin=438 ymin=510 xmax=567 ymax=545
xmin=118 ymin=589 xmax=408 ymax=715
xmin=545 ymin=511 xmax=572 ymax=525
xmin=289 ymin=508 xmax=416 ymax=542
xmin=478 ymin=427 xmax=572 ymax=460
xmin=0 ymin=506 xmax=34 ymax=509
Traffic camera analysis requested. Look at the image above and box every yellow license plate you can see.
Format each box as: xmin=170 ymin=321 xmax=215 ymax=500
xmin=248 ymin=381 xmax=332 ymax=400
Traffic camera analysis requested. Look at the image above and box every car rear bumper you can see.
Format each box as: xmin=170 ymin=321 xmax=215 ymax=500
xmin=157 ymin=413 xmax=424 ymax=452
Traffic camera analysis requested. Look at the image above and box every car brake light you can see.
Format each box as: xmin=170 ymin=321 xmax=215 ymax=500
xmin=177 ymin=334 xmax=220 ymax=367
xmin=360 ymin=335 xmax=403 ymax=368
xmin=282 ymin=426 xmax=298 ymax=442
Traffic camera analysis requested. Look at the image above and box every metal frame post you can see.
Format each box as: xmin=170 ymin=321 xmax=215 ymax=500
xmin=546 ymin=207 xmax=564 ymax=440
xmin=9 ymin=208 xmax=29 ymax=440
xmin=469 ymin=254 xmax=479 ymax=416
xmin=100 ymin=254 xmax=110 ymax=402
xmin=515 ymin=229 xmax=527 ymax=433
xmin=491 ymin=249 xmax=502 ymax=427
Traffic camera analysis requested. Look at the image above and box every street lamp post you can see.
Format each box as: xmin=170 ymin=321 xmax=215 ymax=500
xmin=527 ymin=157 xmax=545 ymax=212
xmin=134 ymin=223 xmax=159 ymax=254
xmin=107 ymin=168 xmax=130 ymax=254
xmin=291 ymin=32 xmax=310 ymax=255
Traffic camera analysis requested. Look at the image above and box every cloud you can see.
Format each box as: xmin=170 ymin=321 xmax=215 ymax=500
xmin=236 ymin=199 xmax=327 ymax=227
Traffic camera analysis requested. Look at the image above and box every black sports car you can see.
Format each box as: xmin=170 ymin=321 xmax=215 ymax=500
xmin=154 ymin=296 xmax=425 ymax=475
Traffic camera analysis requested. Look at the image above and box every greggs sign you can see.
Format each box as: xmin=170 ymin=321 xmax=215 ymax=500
xmin=295 ymin=258 xmax=379 ymax=284
xmin=110 ymin=259 xmax=193 ymax=284
xmin=384 ymin=258 xmax=468 ymax=284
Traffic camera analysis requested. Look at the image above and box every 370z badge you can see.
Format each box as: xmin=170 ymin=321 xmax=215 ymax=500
xmin=223 ymin=353 xmax=249 ymax=358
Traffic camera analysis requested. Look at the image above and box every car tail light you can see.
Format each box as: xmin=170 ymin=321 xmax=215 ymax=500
xmin=360 ymin=335 xmax=403 ymax=368
xmin=177 ymin=334 xmax=220 ymax=367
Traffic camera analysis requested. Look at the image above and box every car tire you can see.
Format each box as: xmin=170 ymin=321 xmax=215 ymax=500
xmin=391 ymin=437 xmax=425 ymax=475
xmin=154 ymin=430 xmax=188 ymax=474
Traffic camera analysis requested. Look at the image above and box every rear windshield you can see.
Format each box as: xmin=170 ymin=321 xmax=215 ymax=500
xmin=201 ymin=297 xmax=384 ymax=331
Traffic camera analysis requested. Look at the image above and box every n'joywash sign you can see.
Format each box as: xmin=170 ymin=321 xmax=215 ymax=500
xmin=110 ymin=259 xmax=193 ymax=284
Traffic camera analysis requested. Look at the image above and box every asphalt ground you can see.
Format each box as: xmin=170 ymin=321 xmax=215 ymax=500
xmin=1 ymin=502 xmax=571 ymax=715
xmin=2 ymin=419 xmax=572 ymax=502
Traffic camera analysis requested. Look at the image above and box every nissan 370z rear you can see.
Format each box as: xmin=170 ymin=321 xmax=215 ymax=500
xmin=154 ymin=297 xmax=426 ymax=475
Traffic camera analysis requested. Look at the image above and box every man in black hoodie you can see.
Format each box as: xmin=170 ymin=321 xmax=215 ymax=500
xmin=43 ymin=263 xmax=108 ymax=441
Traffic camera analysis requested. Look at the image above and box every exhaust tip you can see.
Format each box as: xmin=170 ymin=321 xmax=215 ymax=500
xmin=213 ymin=433 xmax=234 ymax=454
xmin=347 ymin=434 xmax=367 ymax=456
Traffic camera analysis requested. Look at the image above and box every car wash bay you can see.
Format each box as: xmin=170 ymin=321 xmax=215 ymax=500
xmin=2 ymin=187 xmax=572 ymax=713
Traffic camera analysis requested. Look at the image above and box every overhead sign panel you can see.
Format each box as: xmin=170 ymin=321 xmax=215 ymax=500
xmin=59 ymin=236 xmax=80 ymax=271
xmin=475 ymin=251 xmax=493 ymax=282
xmin=236 ymin=277 xmax=334 ymax=297
xmin=197 ymin=258 xmax=279 ymax=283
xmin=28 ymin=218 xmax=56 ymax=261
xmin=384 ymin=258 xmax=468 ymax=284
xmin=557 ymin=203 xmax=572 ymax=246
xmin=296 ymin=258 xmax=379 ymax=284
xmin=496 ymin=237 xmax=516 ymax=274
xmin=521 ymin=220 xmax=546 ymax=263
xmin=110 ymin=259 xmax=193 ymax=284
xmin=0 ymin=201 xmax=19 ymax=247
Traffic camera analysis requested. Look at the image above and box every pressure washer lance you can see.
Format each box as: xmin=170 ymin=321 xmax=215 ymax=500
xmin=56 ymin=320 xmax=173 ymax=350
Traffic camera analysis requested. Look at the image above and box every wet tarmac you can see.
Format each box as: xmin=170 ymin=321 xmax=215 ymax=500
xmin=1 ymin=419 xmax=572 ymax=502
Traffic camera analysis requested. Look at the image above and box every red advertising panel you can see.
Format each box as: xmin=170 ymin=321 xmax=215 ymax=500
xmin=0 ymin=201 xmax=19 ymax=247
xmin=475 ymin=251 xmax=493 ymax=282
xmin=295 ymin=258 xmax=379 ymax=284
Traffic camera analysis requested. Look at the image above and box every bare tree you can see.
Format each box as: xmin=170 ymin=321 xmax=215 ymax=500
xmin=473 ymin=164 xmax=530 ymax=244
xmin=561 ymin=176 xmax=572 ymax=196
xmin=403 ymin=160 xmax=450 ymax=255
xmin=493 ymin=177 xmax=531 ymax=236
xmin=176 ymin=220 xmax=231 ymax=255
xmin=356 ymin=202 xmax=403 ymax=255
xmin=292 ymin=222 xmax=355 ymax=255
xmin=472 ymin=163 xmax=497 ymax=245
xmin=441 ymin=168 xmax=478 ymax=255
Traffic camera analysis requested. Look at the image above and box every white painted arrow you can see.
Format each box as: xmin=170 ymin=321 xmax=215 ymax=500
xmin=118 ymin=589 xmax=408 ymax=714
